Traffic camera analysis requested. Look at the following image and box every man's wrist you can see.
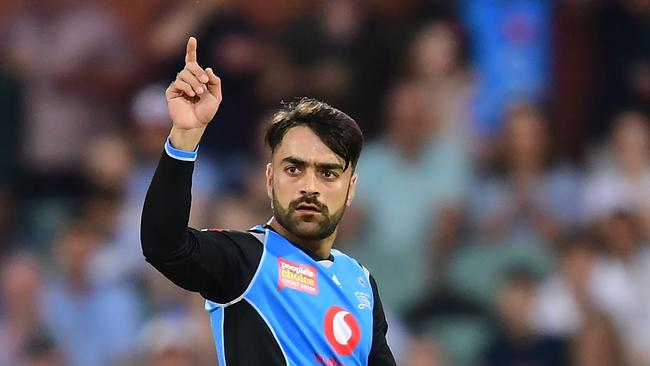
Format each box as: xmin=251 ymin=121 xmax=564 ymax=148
xmin=165 ymin=136 xmax=199 ymax=162
xmin=169 ymin=126 xmax=205 ymax=150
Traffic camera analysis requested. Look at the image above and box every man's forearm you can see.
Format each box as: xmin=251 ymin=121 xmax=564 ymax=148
xmin=140 ymin=150 xmax=196 ymax=261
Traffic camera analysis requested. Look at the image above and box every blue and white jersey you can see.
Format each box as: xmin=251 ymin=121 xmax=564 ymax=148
xmin=205 ymin=226 xmax=375 ymax=365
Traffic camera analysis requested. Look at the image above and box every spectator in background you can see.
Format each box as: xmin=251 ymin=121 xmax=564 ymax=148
xmin=80 ymin=135 xmax=133 ymax=238
xmin=627 ymin=58 xmax=650 ymax=117
xmin=0 ymin=253 xmax=52 ymax=365
xmin=571 ymin=312 xmax=630 ymax=366
xmin=191 ymin=9 xmax=266 ymax=168
xmin=139 ymin=314 xmax=203 ymax=366
xmin=282 ymin=0 xmax=421 ymax=139
xmin=21 ymin=332 xmax=65 ymax=366
xmin=0 ymin=66 xmax=22 ymax=189
xmin=401 ymin=204 xmax=489 ymax=356
xmin=0 ymin=66 xmax=22 ymax=256
xmin=42 ymin=222 xmax=142 ymax=366
xmin=403 ymin=20 xmax=474 ymax=145
xmin=402 ymin=337 xmax=448 ymax=366
xmin=0 ymin=189 xmax=15 ymax=258
xmin=532 ymin=233 xmax=598 ymax=337
xmin=83 ymin=135 xmax=133 ymax=198
xmin=209 ymin=115 xmax=273 ymax=231
xmin=209 ymin=166 xmax=272 ymax=230
xmin=459 ymin=0 xmax=552 ymax=139
xmin=140 ymin=271 xmax=216 ymax=364
xmin=144 ymin=0 xmax=224 ymax=69
xmin=583 ymin=110 xmax=650 ymax=237
xmin=469 ymin=102 xmax=582 ymax=248
xmin=483 ymin=268 xmax=569 ymax=366
xmin=347 ymin=79 xmax=471 ymax=314
xmin=590 ymin=0 xmax=650 ymax=139
xmin=1 ymin=0 xmax=136 ymax=195
xmin=81 ymin=134 xmax=136 ymax=284
xmin=144 ymin=268 xmax=193 ymax=317
xmin=446 ymin=104 xmax=578 ymax=307
xmin=588 ymin=210 xmax=650 ymax=364
xmin=282 ymin=0 xmax=365 ymax=110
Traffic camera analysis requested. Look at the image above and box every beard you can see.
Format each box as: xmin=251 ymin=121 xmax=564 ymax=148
xmin=272 ymin=190 xmax=347 ymax=241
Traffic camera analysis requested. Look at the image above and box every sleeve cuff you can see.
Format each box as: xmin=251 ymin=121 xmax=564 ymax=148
xmin=164 ymin=137 xmax=199 ymax=162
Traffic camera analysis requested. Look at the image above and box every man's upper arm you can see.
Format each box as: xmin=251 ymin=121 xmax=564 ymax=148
xmin=145 ymin=228 xmax=263 ymax=304
xmin=369 ymin=274 xmax=397 ymax=366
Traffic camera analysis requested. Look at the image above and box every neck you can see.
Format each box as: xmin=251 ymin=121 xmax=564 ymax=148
xmin=267 ymin=217 xmax=336 ymax=259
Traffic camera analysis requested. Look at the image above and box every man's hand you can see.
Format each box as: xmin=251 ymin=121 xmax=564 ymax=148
xmin=166 ymin=37 xmax=222 ymax=150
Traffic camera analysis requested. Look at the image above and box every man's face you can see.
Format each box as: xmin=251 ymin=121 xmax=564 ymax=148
xmin=266 ymin=126 xmax=357 ymax=241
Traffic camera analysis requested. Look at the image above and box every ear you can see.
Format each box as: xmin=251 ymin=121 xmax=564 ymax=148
xmin=345 ymin=173 xmax=357 ymax=207
xmin=265 ymin=162 xmax=273 ymax=200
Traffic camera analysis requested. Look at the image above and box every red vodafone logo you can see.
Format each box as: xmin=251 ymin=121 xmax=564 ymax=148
xmin=323 ymin=306 xmax=361 ymax=356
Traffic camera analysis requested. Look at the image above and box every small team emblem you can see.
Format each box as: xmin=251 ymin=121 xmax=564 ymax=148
xmin=355 ymin=292 xmax=371 ymax=310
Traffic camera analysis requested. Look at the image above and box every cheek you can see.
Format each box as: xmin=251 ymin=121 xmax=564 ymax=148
xmin=271 ymin=178 xmax=298 ymax=203
xmin=322 ymin=183 xmax=350 ymax=208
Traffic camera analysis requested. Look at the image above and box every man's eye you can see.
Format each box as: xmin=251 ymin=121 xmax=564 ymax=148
xmin=323 ymin=171 xmax=337 ymax=179
xmin=286 ymin=166 xmax=299 ymax=174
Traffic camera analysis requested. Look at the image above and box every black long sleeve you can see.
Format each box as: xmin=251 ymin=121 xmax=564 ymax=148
xmin=369 ymin=275 xmax=397 ymax=365
xmin=140 ymin=152 xmax=262 ymax=303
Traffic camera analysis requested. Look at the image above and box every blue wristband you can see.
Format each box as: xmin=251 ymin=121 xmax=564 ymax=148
xmin=164 ymin=137 xmax=199 ymax=161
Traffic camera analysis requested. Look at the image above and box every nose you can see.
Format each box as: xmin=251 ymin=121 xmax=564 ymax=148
xmin=300 ymin=171 xmax=320 ymax=197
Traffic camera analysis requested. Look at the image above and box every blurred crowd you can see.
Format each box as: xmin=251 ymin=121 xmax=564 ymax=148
xmin=0 ymin=0 xmax=649 ymax=365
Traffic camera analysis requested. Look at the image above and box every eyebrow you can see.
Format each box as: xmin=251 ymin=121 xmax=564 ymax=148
xmin=281 ymin=156 xmax=345 ymax=171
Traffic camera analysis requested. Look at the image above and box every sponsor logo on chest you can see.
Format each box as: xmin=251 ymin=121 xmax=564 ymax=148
xmin=277 ymin=258 xmax=319 ymax=295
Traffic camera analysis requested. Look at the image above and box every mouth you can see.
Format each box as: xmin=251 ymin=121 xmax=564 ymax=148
xmin=295 ymin=203 xmax=322 ymax=213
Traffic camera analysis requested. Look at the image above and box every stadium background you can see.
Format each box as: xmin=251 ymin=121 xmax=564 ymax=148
xmin=0 ymin=0 xmax=649 ymax=365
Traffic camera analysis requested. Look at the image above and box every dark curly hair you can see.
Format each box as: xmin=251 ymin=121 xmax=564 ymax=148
xmin=265 ymin=98 xmax=364 ymax=171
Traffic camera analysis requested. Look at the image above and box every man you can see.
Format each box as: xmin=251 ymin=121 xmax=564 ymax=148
xmin=141 ymin=37 xmax=396 ymax=365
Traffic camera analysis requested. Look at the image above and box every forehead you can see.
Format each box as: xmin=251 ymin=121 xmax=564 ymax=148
xmin=273 ymin=126 xmax=344 ymax=165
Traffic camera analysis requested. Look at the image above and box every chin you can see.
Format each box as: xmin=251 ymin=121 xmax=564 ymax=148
xmin=293 ymin=222 xmax=322 ymax=235
xmin=289 ymin=222 xmax=328 ymax=240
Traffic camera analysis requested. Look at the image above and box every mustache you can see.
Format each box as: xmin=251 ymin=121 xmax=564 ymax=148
xmin=288 ymin=195 xmax=327 ymax=212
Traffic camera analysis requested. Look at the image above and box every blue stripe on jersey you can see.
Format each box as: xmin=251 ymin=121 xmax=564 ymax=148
xmin=206 ymin=304 xmax=227 ymax=366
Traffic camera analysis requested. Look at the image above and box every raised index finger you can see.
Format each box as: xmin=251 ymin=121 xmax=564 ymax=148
xmin=185 ymin=36 xmax=197 ymax=64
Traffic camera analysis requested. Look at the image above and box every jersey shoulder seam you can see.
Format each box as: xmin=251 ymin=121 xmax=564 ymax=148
xmin=208 ymin=229 xmax=268 ymax=308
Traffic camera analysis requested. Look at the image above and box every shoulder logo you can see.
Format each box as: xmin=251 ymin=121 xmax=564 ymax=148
xmin=355 ymin=292 xmax=372 ymax=310
xmin=278 ymin=258 xmax=318 ymax=295
xmin=324 ymin=306 xmax=361 ymax=356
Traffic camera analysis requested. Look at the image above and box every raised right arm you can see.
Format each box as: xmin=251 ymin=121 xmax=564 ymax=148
xmin=140 ymin=37 xmax=261 ymax=303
